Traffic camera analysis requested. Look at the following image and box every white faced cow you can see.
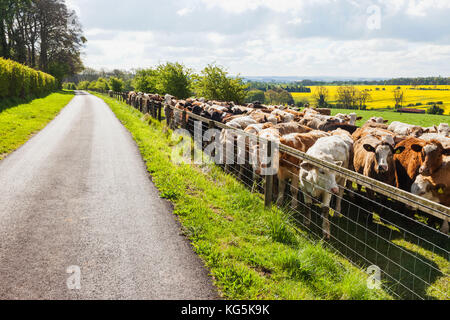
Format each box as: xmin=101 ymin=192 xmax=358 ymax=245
xmin=299 ymin=135 xmax=353 ymax=239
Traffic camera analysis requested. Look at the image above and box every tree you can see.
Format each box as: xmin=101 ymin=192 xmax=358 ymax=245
xmin=77 ymin=80 xmax=89 ymax=90
xmin=133 ymin=68 xmax=158 ymax=93
xmin=245 ymin=89 xmax=265 ymax=103
xmin=393 ymin=88 xmax=405 ymax=109
xmin=426 ymin=104 xmax=444 ymax=115
xmin=0 ymin=0 xmax=85 ymax=85
xmin=193 ymin=63 xmax=247 ymax=104
xmin=336 ymin=86 xmax=359 ymax=109
xmin=109 ymin=76 xmax=124 ymax=92
xmin=264 ymin=88 xmax=294 ymax=105
xmin=155 ymin=62 xmax=192 ymax=99
xmin=356 ymin=89 xmax=372 ymax=110
xmin=94 ymin=77 xmax=109 ymax=91
xmin=312 ymin=86 xmax=329 ymax=108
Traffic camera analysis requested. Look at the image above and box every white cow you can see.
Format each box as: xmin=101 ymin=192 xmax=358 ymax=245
xmin=388 ymin=121 xmax=423 ymax=137
xmin=299 ymin=135 xmax=353 ymax=239
xmin=438 ymin=123 xmax=450 ymax=137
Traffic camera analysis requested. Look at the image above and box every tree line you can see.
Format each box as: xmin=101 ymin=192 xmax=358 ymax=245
xmin=72 ymin=62 xmax=251 ymax=105
xmin=268 ymin=77 xmax=450 ymax=87
xmin=0 ymin=0 xmax=85 ymax=85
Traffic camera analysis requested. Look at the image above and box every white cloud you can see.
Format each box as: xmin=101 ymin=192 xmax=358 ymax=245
xmin=67 ymin=0 xmax=450 ymax=77
xmin=176 ymin=7 xmax=193 ymax=16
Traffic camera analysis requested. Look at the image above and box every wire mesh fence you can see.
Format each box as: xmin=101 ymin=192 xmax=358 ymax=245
xmin=103 ymin=90 xmax=449 ymax=300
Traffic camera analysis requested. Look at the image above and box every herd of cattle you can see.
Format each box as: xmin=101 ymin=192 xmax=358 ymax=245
xmin=125 ymin=91 xmax=450 ymax=237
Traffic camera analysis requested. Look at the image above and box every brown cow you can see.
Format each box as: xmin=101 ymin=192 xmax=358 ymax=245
xmin=353 ymin=134 xmax=403 ymax=198
xmin=411 ymin=156 xmax=450 ymax=233
xmin=395 ymin=138 xmax=450 ymax=192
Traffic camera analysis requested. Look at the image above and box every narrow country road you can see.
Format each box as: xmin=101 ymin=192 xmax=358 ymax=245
xmin=0 ymin=91 xmax=218 ymax=300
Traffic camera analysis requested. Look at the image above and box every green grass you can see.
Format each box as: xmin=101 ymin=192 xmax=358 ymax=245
xmin=327 ymin=108 xmax=449 ymax=127
xmin=0 ymin=92 xmax=74 ymax=160
xmin=94 ymin=92 xmax=391 ymax=300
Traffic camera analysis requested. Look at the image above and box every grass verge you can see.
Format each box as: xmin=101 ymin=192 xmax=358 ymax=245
xmin=0 ymin=91 xmax=74 ymax=160
xmin=94 ymin=92 xmax=391 ymax=300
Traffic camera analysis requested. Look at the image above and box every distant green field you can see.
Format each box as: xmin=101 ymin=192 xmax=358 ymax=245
xmin=324 ymin=108 xmax=449 ymax=127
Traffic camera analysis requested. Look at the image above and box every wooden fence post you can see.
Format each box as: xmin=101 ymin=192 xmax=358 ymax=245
xmin=157 ymin=103 xmax=162 ymax=121
xmin=181 ymin=110 xmax=187 ymax=129
xmin=264 ymin=140 xmax=274 ymax=208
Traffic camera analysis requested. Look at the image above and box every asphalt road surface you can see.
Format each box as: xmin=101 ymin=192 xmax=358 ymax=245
xmin=0 ymin=91 xmax=218 ymax=300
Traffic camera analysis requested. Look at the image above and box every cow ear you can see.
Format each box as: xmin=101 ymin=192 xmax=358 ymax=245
xmin=383 ymin=120 xmax=389 ymax=123
xmin=394 ymin=146 xmax=405 ymax=155
xmin=357 ymin=117 xmax=363 ymax=121
xmin=411 ymin=144 xmax=423 ymax=152
xmin=300 ymin=162 xmax=314 ymax=171
xmin=443 ymin=148 xmax=450 ymax=156
xmin=363 ymin=144 xmax=376 ymax=153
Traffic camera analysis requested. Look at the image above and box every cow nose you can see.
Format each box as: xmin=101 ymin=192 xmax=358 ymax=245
xmin=378 ymin=165 xmax=388 ymax=172
xmin=331 ymin=187 xmax=339 ymax=194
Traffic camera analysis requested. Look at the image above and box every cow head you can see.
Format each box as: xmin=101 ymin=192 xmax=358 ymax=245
xmin=411 ymin=175 xmax=445 ymax=203
xmin=363 ymin=138 xmax=404 ymax=174
xmin=411 ymin=140 xmax=450 ymax=176
xmin=300 ymin=159 xmax=343 ymax=195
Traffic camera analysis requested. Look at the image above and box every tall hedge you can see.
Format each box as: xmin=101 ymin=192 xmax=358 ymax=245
xmin=0 ymin=58 xmax=57 ymax=100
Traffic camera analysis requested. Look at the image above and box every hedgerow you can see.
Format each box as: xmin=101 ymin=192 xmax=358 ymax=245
xmin=0 ymin=57 xmax=57 ymax=100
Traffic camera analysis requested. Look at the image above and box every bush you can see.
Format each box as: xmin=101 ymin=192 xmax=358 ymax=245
xmin=109 ymin=77 xmax=124 ymax=92
xmin=77 ymin=81 xmax=90 ymax=90
xmin=0 ymin=57 xmax=56 ymax=100
xmin=245 ymin=89 xmax=266 ymax=104
xmin=62 ymin=82 xmax=76 ymax=90
xmin=426 ymin=104 xmax=444 ymax=115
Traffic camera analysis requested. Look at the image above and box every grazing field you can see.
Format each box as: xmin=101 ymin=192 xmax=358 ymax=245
xmin=0 ymin=92 xmax=74 ymax=160
xmin=292 ymin=85 xmax=450 ymax=115
xmin=94 ymin=92 xmax=391 ymax=300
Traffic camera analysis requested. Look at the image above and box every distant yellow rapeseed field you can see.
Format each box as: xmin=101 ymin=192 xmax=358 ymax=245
xmin=292 ymin=85 xmax=450 ymax=114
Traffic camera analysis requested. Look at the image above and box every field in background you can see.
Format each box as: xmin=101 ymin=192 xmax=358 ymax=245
xmin=292 ymin=85 xmax=450 ymax=115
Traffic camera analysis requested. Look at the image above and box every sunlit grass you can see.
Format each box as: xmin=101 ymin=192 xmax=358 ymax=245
xmin=0 ymin=92 xmax=74 ymax=160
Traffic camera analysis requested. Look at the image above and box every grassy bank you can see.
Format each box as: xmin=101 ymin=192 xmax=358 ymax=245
xmin=0 ymin=91 xmax=74 ymax=160
xmin=94 ymin=92 xmax=391 ymax=300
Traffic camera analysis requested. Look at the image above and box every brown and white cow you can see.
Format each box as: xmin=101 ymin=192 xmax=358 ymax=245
xmin=353 ymin=133 xmax=402 ymax=198
xmin=411 ymin=156 xmax=450 ymax=233
xmin=395 ymin=138 xmax=450 ymax=192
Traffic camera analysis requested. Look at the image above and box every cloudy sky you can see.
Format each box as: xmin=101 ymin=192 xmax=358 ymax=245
xmin=66 ymin=0 xmax=450 ymax=78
